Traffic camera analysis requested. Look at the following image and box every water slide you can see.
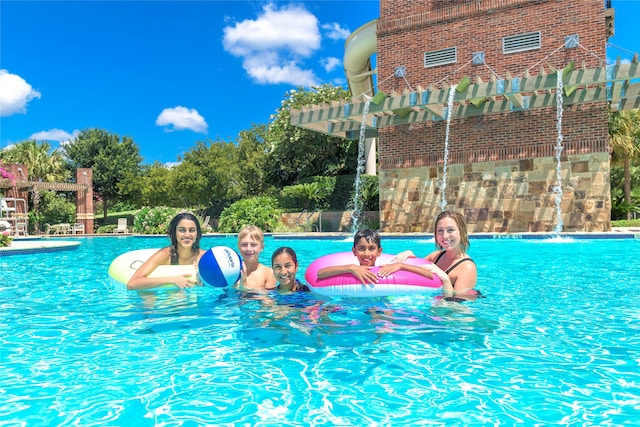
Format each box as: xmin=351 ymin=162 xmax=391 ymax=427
xmin=343 ymin=20 xmax=378 ymax=175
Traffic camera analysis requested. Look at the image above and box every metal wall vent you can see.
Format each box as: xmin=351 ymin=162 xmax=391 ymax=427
xmin=424 ymin=47 xmax=457 ymax=68
xmin=503 ymin=31 xmax=541 ymax=54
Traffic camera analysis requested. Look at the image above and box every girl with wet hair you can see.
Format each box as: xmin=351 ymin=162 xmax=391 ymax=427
xmin=127 ymin=212 xmax=206 ymax=290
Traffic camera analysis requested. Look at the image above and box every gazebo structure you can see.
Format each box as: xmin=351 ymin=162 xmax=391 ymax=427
xmin=0 ymin=163 xmax=94 ymax=235
xmin=291 ymin=0 xmax=639 ymax=233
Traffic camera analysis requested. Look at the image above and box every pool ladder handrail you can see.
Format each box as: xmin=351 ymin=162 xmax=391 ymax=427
xmin=297 ymin=209 xmax=321 ymax=232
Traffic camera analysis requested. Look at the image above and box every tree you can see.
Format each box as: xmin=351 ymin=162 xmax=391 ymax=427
xmin=63 ymin=128 xmax=142 ymax=219
xmin=609 ymin=109 xmax=640 ymax=220
xmin=236 ymin=124 xmax=273 ymax=197
xmin=118 ymin=162 xmax=173 ymax=208
xmin=265 ymin=84 xmax=357 ymax=187
xmin=0 ymin=139 xmax=69 ymax=182
xmin=173 ymin=139 xmax=245 ymax=214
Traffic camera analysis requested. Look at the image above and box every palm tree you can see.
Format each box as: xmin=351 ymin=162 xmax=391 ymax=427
xmin=0 ymin=140 xmax=71 ymax=230
xmin=0 ymin=140 xmax=69 ymax=182
xmin=608 ymin=109 xmax=640 ymax=220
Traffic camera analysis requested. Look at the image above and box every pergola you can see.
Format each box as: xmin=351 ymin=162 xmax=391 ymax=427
xmin=290 ymin=56 xmax=640 ymax=139
xmin=0 ymin=165 xmax=94 ymax=235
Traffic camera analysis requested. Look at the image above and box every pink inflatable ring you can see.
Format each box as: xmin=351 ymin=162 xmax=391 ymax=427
xmin=305 ymin=252 xmax=443 ymax=297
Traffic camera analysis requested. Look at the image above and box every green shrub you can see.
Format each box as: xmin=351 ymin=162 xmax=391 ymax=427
xmin=96 ymin=224 xmax=117 ymax=234
xmin=133 ymin=206 xmax=180 ymax=234
xmin=39 ymin=191 xmax=75 ymax=225
xmin=611 ymin=219 xmax=640 ymax=227
xmin=328 ymin=175 xmax=357 ymax=210
xmin=218 ymin=196 xmax=282 ymax=233
xmin=352 ymin=174 xmax=380 ymax=211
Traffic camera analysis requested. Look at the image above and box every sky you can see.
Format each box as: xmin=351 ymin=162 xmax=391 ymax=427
xmin=1 ymin=0 xmax=638 ymax=165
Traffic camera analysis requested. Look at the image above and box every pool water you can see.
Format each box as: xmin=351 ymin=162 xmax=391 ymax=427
xmin=1 ymin=235 xmax=639 ymax=426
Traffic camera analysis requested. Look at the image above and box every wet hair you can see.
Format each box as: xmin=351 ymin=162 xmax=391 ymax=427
xmin=168 ymin=212 xmax=202 ymax=264
xmin=353 ymin=229 xmax=381 ymax=248
xmin=271 ymin=246 xmax=298 ymax=266
xmin=434 ymin=210 xmax=470 ymax=253
xmin=237 ymin=225 xmax=264 ymax=245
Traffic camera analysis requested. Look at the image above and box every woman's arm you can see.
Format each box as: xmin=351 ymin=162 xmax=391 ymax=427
xmin=450 ymin=260 xmax=477 ymax=294
xmin=127 ymin=248 xmax=197 ymax=290
xmin=392 ymin=250 xmax=418 ymax=262
xmin=420 ymin=263 xmax=453 ymax=294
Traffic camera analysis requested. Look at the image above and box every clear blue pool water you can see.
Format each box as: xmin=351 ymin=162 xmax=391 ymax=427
xmin=1 ymin=235 xmax=639 ymax=426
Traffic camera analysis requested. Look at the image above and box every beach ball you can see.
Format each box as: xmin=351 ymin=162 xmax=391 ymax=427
xmin=198 ymin=246 xmax=242 ymax=287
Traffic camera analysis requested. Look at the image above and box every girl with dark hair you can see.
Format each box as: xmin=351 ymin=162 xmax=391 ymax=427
xmin=127 ymin=212 xmax=206 ymax=290
xmin=271 ymin=246 xmax=310 ymax=293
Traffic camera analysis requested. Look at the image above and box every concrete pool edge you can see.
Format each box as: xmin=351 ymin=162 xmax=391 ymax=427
xmin=1 ymin=228 xmax=638 ymax=256
xmin=273 ymin=229 xmax=640 ymax=240
xmin=0 ymin=238 xmax=80 ymax=256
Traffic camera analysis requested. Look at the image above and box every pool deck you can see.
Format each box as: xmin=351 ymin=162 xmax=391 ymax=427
xmin=1 ymin=227 xmax=639 ymax=256
xmin=0 ymin=237 xmax=81 ymax=255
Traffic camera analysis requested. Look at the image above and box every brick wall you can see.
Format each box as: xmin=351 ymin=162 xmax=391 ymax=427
xmin=375 ymin=0 xmax=611 ymax=232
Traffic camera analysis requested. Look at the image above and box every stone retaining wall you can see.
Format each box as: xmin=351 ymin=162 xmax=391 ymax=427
xmin=380 ymin=152 xmax=611 ymax=233
xmin=280 ymin=211 xmax=380 ymax=232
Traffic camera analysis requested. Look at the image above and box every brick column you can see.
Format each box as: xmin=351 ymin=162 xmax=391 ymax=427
xmin=76 ymin=168 xmax=94 ymax=234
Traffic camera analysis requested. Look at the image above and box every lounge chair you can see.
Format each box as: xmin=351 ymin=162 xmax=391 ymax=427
xmin=112 ymin=218 xmax=129 ymax=234
xmin=15 ymin=221 xmax=28 ymax=236
xmin=1 ymin=199 xmax=16 ymax=217
xmin=73 ymin=223 xmax=85 ymax=234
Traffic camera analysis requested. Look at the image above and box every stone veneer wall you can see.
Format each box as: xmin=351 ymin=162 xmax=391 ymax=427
xmin=380 ymin=151 xmax=610 ymax=233
xmin=280 ymin=211 xmax=380 ymax=233
xmin=375 ymin=0 xmax=611 ymax=232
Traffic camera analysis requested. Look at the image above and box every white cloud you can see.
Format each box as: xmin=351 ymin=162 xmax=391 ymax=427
xmin=0 ymin=69 xmax=41 ymax=117
xmin=155 ymin=106 xmax=208 ymax=133
xmin=322 ymin=22 xmax=350 ymax=40
xmin=331 ymin=76 xmax=347 ymax=86
xmin=30 ymin=128 xmax=80 ymax=144
xmin=222 ymin=3 xmax=321 ymax=86
xmin=321 ymin=57 xmax=342 ymax=73
xmin=243 ymin=55 xmax=318 ymax=86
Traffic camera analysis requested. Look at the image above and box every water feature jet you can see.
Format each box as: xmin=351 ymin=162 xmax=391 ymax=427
xmin=350 ymin=96 xmax=372 ymax=232
xmin=439 ymin=84 xmax=458 ymax=212
xmin=553 ymin=71 xmax=565 ymax=235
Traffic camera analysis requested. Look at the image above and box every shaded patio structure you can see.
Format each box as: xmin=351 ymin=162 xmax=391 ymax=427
xmin=291 ymin=0 xmax=639 ymax=233
xmin=0 ymin=163 xmax=94 ymax=235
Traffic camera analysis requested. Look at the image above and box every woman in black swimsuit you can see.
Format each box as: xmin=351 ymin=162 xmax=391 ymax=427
xmin=395 ymin=210 xmax=478 ymax=299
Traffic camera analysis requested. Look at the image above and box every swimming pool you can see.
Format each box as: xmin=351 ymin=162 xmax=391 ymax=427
xmin=1 ymin=235 xmax=639 ymax=425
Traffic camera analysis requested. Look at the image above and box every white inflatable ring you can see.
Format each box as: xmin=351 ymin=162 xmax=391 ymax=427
xmin=108 ymin=246 xmax=242 ymax=290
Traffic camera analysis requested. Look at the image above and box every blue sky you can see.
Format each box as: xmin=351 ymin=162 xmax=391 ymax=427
xmin=1 ymin=0 xmax=638 ymax=165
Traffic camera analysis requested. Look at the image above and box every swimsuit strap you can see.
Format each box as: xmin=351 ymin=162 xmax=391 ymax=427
xmin=434 ymin=251 xmax=446 ymax=263
xmin=445 ymin=258 xmax=475 ymax=275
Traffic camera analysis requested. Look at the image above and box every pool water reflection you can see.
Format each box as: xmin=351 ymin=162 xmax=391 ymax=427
xmin=1 ymin=235 xmax=639 ymax=425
